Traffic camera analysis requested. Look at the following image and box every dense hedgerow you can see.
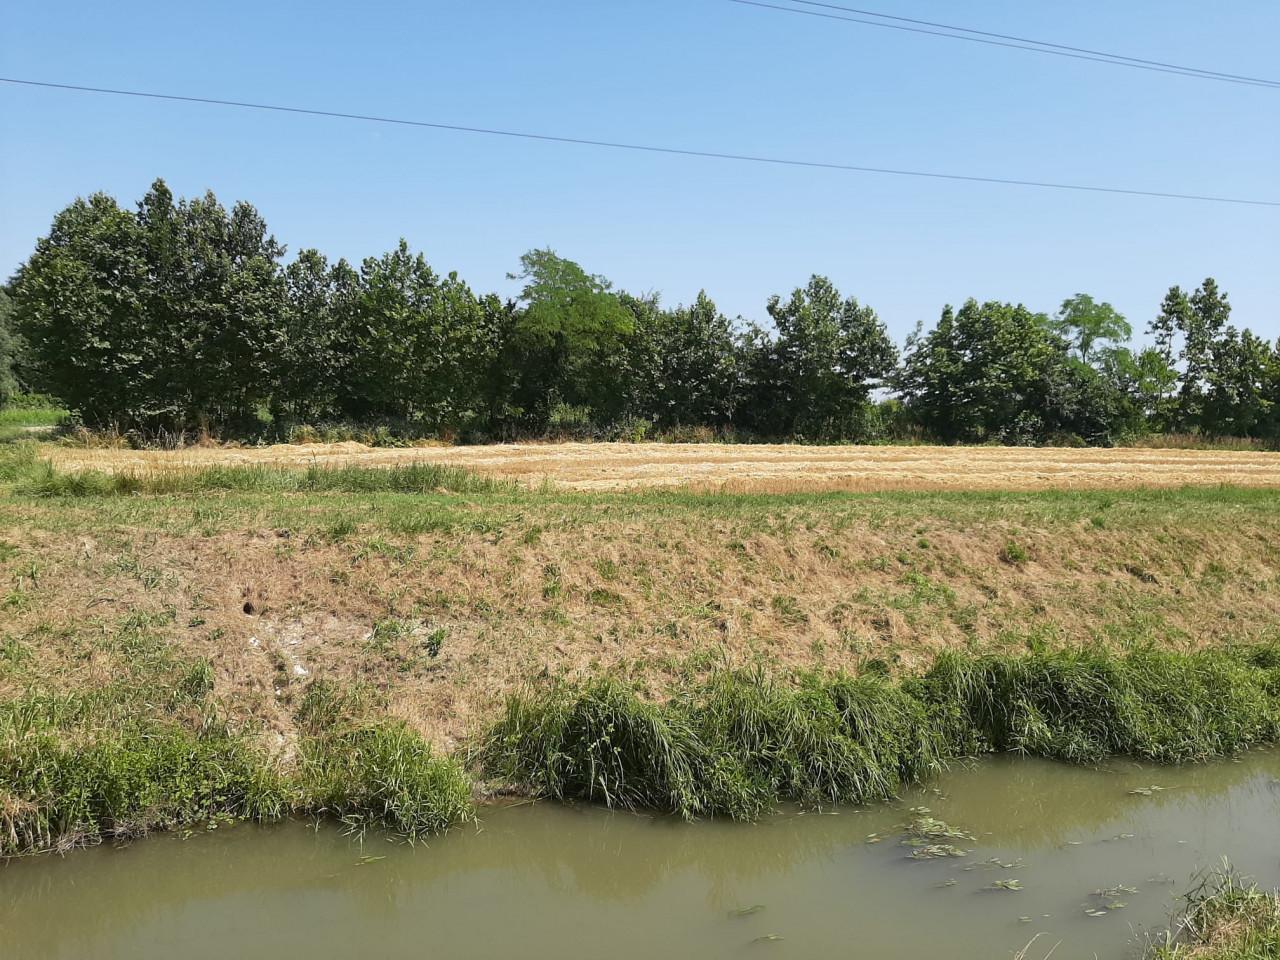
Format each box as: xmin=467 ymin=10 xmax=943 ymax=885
xmin=10 ymin=179 xmax=1280 ymax=446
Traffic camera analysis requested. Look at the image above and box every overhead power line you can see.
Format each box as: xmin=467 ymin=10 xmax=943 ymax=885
xmin=730 ymin=0 xmax=1280 ymax=89
xmin=2 ymin=77 xmax=1277 ymax=208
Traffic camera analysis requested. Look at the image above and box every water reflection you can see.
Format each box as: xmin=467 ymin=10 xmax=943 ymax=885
xmin=3 ymin=750 xmax=1278 ymax=960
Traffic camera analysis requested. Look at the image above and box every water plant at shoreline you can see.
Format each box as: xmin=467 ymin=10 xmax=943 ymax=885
xmin=482 ymin=645 xmax=1280 ymax=820
xmin=1150 ymin=871 xmax=1280 ymax=959
xmin=295 ymin=680 xmax=474 ymax=840
xmin=0 ymin=671 xmax=473 ymax=858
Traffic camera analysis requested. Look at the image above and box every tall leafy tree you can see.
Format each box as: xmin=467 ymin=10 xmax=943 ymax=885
xmin=273 ymin=249 xmax=360 ymax=424
xmin=899 ymin=300 xmax=1070 ymax=443
xmin=764 ymin=276 xmax=897 ymax=440
xmin=626 ymin=291 xmax=740 ymax=428
xmin=12 ymin=192 xmax=151 ymax=425
xmin=1052 ymin=294 xmax=1131 ymax=363
xmin=1201 ymin=327 xmax=1275 ymax=437
xmin=342 ymin=241 xmax=498 ymax=431
xmin=1147 ymin=278 xmax=1235 ymax=432
xmin=506 ymin=249 xmax=633 ymax=426
xmin=1099 ymin=346 xmax=1177 ymax=435
xmin=137 ymin=181 xmax=287 ymax=431
xmin=0 ymin=290 xmax=22 ymax=405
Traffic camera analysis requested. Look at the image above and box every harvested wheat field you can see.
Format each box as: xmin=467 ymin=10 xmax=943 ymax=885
xmin=43 ymin=440 xmax=1280 ymax=492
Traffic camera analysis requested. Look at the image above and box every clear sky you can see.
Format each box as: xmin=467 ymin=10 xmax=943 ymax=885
xmin=2 ymin=1 xmax=1277 ymax=344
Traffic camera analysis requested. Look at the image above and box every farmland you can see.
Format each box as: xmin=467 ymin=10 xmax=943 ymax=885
xmin=6 ymin=440 xmax=1280 ymax=754
xmin=45 ymin=439 xmax=1280 ymax=493
xmin=6 ymin=438 xmax=1280 ymax=957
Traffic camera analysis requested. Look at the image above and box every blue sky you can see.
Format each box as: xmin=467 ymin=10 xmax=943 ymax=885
xmin=2 ymin=1 xmax=1277 ymax=344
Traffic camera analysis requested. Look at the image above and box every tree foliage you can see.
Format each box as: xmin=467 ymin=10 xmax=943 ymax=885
xmin=1053 ymin=293 xmax=1131 ymax=362
xmin=0 ymin=289 xmax=22 ymax=405
xmin=759 ymin=276 xmax=898 ymax=440
xmin=7 ymin=181 xmax=1279 ymax=446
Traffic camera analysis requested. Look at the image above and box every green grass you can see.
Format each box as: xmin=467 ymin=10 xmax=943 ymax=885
xmin=482 ymin=645 xmax=1280 ymax=820
xmin=0 ymin=403 xmax=67 ymax=443
xmin=297 ymin=722 xmax=473 ymax=840
xmin=14 ymin=460 xmax=514 ymax=498
xmin=6 ymin=441 xmax=1280 ymax=541
xmin=0 ymin=651 xmax=474 ymax=857
xmin=0 ymin=679 xmax=289 ymax=855
xmin=7 ymin=642 xmax=1280 ymax=855
xmin=1151 ymin=873 xmax=1280 ymax=959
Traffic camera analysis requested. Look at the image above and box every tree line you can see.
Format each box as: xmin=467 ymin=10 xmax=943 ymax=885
xmin=3 ymin=179 xmax=1278 ymax=445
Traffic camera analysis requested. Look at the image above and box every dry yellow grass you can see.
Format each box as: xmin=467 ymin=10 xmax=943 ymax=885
xmin=7 ymin=481 xmax=1280 ymax=755
xmin=44 ymin=440 xmax=1280 ymax=492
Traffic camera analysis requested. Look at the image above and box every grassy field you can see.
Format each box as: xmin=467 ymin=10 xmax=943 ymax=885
xmin=5 ymin=440 xmax=1280 ymax=752
xmin=5 ymin=440 xmax=1280 ymax=861
xmin=0 ymin=404 xmax=66 ymax=443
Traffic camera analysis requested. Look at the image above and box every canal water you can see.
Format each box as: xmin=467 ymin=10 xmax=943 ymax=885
xmin=3 ymin=752 xmax=1279 ymax=959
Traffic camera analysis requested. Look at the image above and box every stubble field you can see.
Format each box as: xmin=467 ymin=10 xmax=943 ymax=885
xmin=43 ymin=440 xmax=1280 ymax=492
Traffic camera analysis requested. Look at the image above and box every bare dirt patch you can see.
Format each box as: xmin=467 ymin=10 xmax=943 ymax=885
xmin=43 ymin=441 xmax=1280 ymax=492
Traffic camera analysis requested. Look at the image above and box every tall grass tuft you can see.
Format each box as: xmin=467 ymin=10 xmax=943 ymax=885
xmin=0 ymin=686 xmax=287 ymax=856
xmin=481 ymin=677 xmax=709 ymax=817
xmin=295 ymin=679 xmax=474 ymax=839
xmin=298 ymin=723 xmax=474 ymax=839
xmin=926 ymin=646 xmax=1280 ymax=764
xmin=1150 ymin=870 xmax=1280 ymax=959
xmin=483 ymin=645 xmax=1280 ymax=820
xmin=1 ymin=672 xmax=472 ymax=857
xmin=694 ymin=668 xmax=891 ymax=810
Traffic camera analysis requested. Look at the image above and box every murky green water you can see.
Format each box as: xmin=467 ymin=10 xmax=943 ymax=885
xmin=4 ymin=753 xmax=1279 ymax=960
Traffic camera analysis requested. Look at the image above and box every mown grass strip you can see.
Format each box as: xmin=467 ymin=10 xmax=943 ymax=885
xmin=13 ymin=460 xmax=514 ymax=497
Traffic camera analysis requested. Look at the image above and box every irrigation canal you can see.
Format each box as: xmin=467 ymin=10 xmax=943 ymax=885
xmin=4 ymin=752 xmax=1279 ymax=959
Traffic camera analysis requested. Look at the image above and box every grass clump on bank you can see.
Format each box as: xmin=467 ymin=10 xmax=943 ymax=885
xmin=928 ymin=646 xmax=1280 ymax=764
xmin=1151 ymin=872 xmax=1280 ymax=959
xmin=0 ymin=664 xmax=474 ymax=857
xmin=483 ymin=645 xmax=1280 ymax=819
xmin=295 ymin=680 xmax=474 ymax=840
xmin=0 ymin=683 xmax=287 ymax=856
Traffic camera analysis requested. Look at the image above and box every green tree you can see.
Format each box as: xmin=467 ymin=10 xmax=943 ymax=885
xmin=1052 ymin=293 xmax=1131 ymax=363
xmin=341 ymin=241 xmax=498 ymax=432
xmin=899 ymin=300 xmax=1076 ymax=444
xmin=1099 ymin=345 xmax=1177 ymax=435
xmin=12 ymin=192 xmax=151 ymax=425
xmin=0 ymin=289 xmax=22 ymax=405
xmin=1147 ymin=278 xmax=1233 ymax=432
xmin=625 ymin=291 xmax=740 ymax=428
xmin=1201 ymin=327 xmax=1275 ymax=437
xmin=137 ymin=181 xmax=287 ymax=432
xmin=764 ymin=275 xmax=898 ymax=440
xmin=507 ymin=249 xmax=633 ymax=427
xmin=273 ymin=249 xmax=359 ymax=424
